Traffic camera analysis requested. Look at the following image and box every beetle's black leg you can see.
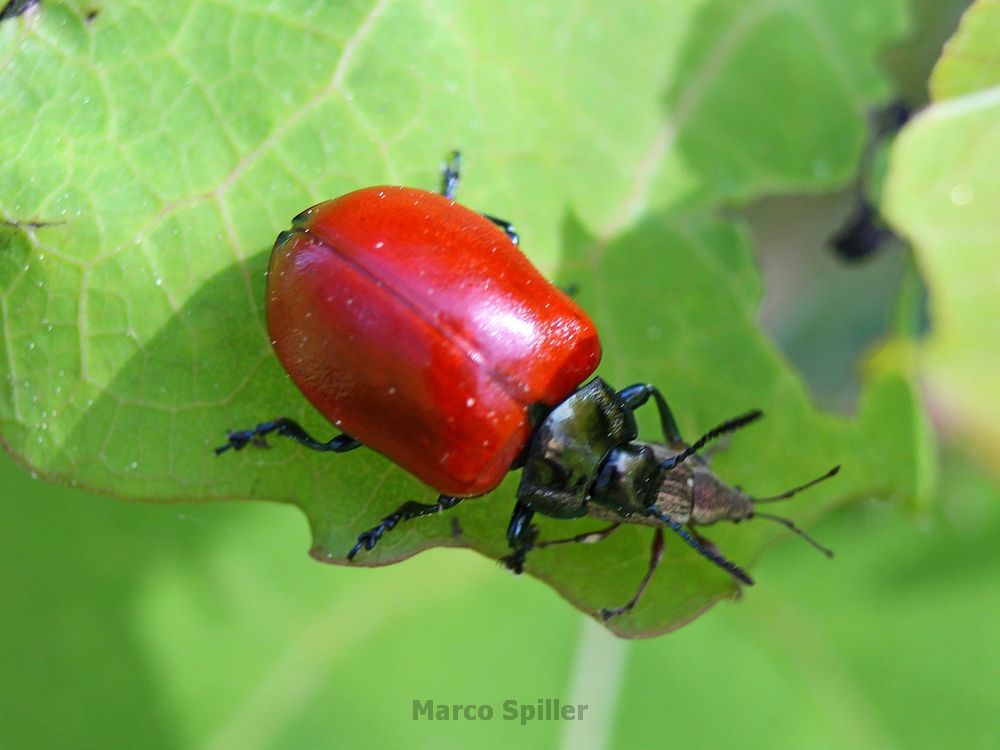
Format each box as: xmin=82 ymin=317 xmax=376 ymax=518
xmin=439 ymin=150 xmax=520 ymax=245
xmin=617 ymin=384 xmax=685 ymax=445
xmin=483 ymin=214 xmax=520 ymax=246
xmin=647 ymin=508 xmax=753 ymax=585
xmin=536 ymin=522 xmax=621 ymax=548
xmin=599 ymin=527 xmax=664 ymax=620
xmin=347 ymin=495 xmax=463 ymax=560
xmin=501 ymin=500 xmax=537 ymax=574
xmin=441 ymin=150 xmax=461 ymax=199
xmin=216 ymin=418 xmax=361 ymax=455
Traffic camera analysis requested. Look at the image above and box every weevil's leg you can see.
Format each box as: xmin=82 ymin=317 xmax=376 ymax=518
xmin=483 ymin=214 xmax=520 ymax=246
xmin=216 ymin=418 xmax=361 ymax=455
xmin=347 ymin=495 xmax=463 ymax=560
xmin=441 ymin=150 xmax=461 ymax=199
xmin=536 ymin=522 xmax=621 ymax=548
xmin=616 ymin=384 xmax=685 ymax=445
xmin=686 ymin=523 xmax=722 ymax=557
xmin=501 ymin=500 xmax=537 ymax=574
xmin=600 ymin=527 xmax=665 ymax=620
xmin=647 ymin=508 xmax=754 ymax=585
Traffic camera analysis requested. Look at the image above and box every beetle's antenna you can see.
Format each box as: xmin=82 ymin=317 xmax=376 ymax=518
xmin=751 ymin=512 xmax=834 ymax=557
xmin=659 ymin=410 xmax=763 ymax=471
xmin=753 ymin=465 xmax=840 ymax=503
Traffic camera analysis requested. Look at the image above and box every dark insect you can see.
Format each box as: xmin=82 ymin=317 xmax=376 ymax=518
xmin=0 ymin=0 xmax=39 ymax=23
xmin=829 ymin=100 xmax=912 ymax=261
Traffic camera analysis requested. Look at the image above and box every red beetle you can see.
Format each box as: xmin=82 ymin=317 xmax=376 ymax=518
xmin=220 ymin=153 xmax=836 ymax=620
xmin=264 ymin=182 xmax=600 ymax=497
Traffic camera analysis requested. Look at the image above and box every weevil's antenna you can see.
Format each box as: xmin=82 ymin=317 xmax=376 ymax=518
xmin=751 ymin=511 xmax=834 ymax=557
xmin=659 ymin=410 xmax=763 ymax=472
xmin=753 ymin=465 xmax=840 ymax=503
xmin=748 ymin=465 xmax=840 ymax=558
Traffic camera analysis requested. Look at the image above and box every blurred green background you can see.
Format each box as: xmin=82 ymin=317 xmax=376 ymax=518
xmin=3 ymin=0 xmax=1000 ymax=747
xmin=3 ymin=431 xmax=998 ymax=748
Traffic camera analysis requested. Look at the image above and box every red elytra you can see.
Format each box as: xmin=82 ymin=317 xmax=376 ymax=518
xmin=266 ymin=186 xmax=602 ymax=496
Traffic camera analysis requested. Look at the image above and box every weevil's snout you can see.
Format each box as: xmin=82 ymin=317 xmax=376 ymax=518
xmin=689 ymin=469 xmax=754 ymax=525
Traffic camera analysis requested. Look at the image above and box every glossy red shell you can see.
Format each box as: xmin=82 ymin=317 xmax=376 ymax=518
xmin=266 ymin=186 xmax=602 ymax=496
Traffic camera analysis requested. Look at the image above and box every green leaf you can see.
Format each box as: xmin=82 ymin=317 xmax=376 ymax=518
xmin=1 ymin=0 xmax=923 ymax=637
xmin=884 ymin=93 xmax=1000 ymax=474
xmin=929 ymin=0 xmax=1000 ymax=99
xmin=884 ymin=0 xmax=1000 ymax=478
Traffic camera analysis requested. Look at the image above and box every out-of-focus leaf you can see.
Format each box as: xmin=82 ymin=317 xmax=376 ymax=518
xmin=884 ymin=0 xmax=1000 ymax=476
xmin=930 ymin=0 xmax=1000 ymax=99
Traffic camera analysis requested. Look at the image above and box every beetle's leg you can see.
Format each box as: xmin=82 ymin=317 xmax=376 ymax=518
xmin=483 ymin=214 xmax=520 ymax=246
xmin=439 ymin=151 xmax=520 ymax=246
xmin=441 ymin=150 xmax=461 ymax=199
xmin=647 ymin=507 xmax=753 ymax=585
xmin=215 ymin=418 xmax=361 ymax=455
xmin=501 ymin=500 xmax=537 ymax=574
xmin=347 ymin=495 xmax=463 ymax=560
xmin=616 ymin=384 xmax=685 ymax=445
xmin=536 ymin=522 xmax=621 ymax=548
xmin=599 ymin=527 xmax=664 ymax=620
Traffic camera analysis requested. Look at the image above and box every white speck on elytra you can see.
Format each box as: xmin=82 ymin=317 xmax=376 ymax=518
xmin=466 ymin=398 xmax=475 ymax=407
